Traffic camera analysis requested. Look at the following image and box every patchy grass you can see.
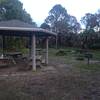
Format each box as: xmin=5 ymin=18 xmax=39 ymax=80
xmin=49 ymin=48 xmax=75 ymax=64
xmin=76 ymin=62 xmax=100 ymax=72
xmin=55 ymin=50 xmax=67 ymax=56
xmin=49 ymin=48 xmax=100 ymax=72
xmin=0 ymin=48 xmax=99 ymax=100
xmin=92 ymin=50 xmax=100 ymax=60
xmin=49 ymin=48 xmax=100 ymax=60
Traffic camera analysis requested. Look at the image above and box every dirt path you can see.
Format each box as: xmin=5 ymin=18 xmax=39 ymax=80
xmin=0 ymin=57 xmax=99 ymax=100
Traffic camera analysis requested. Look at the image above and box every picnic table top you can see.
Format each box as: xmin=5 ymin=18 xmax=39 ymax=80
xmin=5 ymin=52 xmax=22 ymax=55
xmin=0 ymin=55 xmax=10 ymax=60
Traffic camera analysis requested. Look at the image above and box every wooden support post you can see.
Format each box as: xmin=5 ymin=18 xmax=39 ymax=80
xmin=45 ymin=37 xmax=48 ymax=65
xmin=2 ymin=35 xmax=5 ymax=56
xmin=32 ymin=34 xmax=36 ymax=71
xmin=29 ymin=36 xmax=32 ymax=57
xmin=56 ymin=35 xmax=58 ymax=49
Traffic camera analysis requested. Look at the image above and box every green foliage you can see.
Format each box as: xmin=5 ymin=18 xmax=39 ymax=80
xmin=40 ymin=23 xmax=50 ymax=30
xmin=84 ymin=53 xmax=93 ymax=59
xmin=89 ymin=43 xmax=100 ymax=49
xmin=55 ymin=50 xmax=67 ymax=56
xmin=81 ymin=13 xmax=98 ymax=30
xmin=0 ymin=0 xmax=36 ymax=25
xmin=20 ymin=48 xmax=29 ymax=54
xmin=75 ymin=49 xmax=86 ymax=54
xmin=45 ymin=4 xmax=68 ymax=25
xmin=45 ymin=4 xmax=81 ymax=48
xmin=3 ymin=36 xmax=29 ymax=52
xmin=75 ymin=54 xmax=85 ymax=61
xmin=92 ymin=50 xmax=100 ymax=60
xmin=45 ymin=4 xmax=80 ymax=34
xmin=79 ymin=29 xmax=99 ymax=49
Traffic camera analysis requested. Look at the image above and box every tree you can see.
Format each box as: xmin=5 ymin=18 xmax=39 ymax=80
xmin=94 ymin=10 xmax=100 ymax=32
xmin=40 ymin=23 xmax=50 ymax=30
xmin=69 ymin=15 xmax=81 ymax=33
xmin=0 ymin=0 xmax=36 ymax=25
xmin=81 ymin=13 xmax=98 ymax=30
xmin=45 ymin=4 xmax=81 ymax=47
xmin=45 ymin=4 xmax=69 ymax=32
xmin=45 ymin=4 xmax=69 ymax=47
xmin=80 ymin=11 xmax=100 ymax=49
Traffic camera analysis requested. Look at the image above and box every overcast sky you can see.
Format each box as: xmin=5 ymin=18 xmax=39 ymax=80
xmin=20 ymin=0 xmax=100 ymax=26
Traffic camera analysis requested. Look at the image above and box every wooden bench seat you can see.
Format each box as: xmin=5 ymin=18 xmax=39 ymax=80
xmin=28 ymin=55 xmax=42 ymax=67
xmin=0 ymin=57 xmax=10 ymax=67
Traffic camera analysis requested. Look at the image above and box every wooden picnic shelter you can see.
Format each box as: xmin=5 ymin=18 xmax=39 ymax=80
xmin=0 ymin=20 xmax=56 ymax=71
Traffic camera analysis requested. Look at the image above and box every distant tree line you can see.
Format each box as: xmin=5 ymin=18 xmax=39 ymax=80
xmin=40 ymin=4 xmax=100 ymax=49
xmin=40 ymin=4 xmax=81 ymax=48
xmin=80 ymin=11 xmax=100 ymax=49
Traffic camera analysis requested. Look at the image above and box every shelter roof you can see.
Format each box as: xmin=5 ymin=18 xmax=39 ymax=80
xmin=0 ymin=20 xmax=56 ymax=36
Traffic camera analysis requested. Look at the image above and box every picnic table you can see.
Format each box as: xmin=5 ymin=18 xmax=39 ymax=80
xmin=5 ymin=52 xmax=22 ymax=58
xmin=5 ymin=52 xmax=23 ymax=64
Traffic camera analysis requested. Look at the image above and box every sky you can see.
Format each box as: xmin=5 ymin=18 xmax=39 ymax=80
xmin=20 ymin=0 xmax=100 ymax=26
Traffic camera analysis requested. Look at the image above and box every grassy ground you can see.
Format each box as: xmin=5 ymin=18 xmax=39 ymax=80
xmin=50 ymin=48 xmax=100 ymax=70
xmin=92 ymin=50 xmax=100 ymax=60
xmin=0 ymin=48 xmax=99 ymax=100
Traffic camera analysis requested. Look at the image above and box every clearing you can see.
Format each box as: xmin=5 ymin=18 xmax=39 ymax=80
xmin=0 ymin=48 xmax=100 ymax=100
